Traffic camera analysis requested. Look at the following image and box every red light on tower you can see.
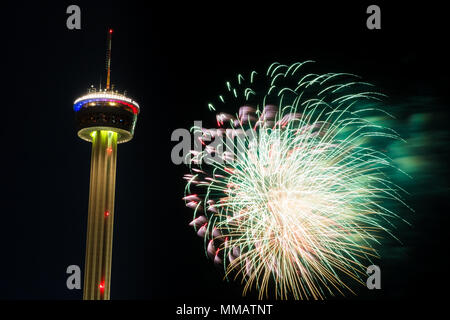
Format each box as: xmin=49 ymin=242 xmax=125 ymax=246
xmin=109 ymin=29 xmax=113 ymax=34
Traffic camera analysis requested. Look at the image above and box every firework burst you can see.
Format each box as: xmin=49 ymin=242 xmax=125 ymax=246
xmin=182 ymin=61 xmax=410 ymax=299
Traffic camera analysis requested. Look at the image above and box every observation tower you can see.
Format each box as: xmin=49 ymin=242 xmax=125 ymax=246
xmin=73 ymin=29 xmax=140 ymax=300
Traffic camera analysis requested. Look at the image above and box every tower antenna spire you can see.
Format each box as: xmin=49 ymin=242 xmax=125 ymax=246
xmin=106 ymin=28 xmax=113 ymax=90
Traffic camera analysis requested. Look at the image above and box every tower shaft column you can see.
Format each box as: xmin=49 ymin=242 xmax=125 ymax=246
xmin=83 ymin=130 xmax=118 ymax=300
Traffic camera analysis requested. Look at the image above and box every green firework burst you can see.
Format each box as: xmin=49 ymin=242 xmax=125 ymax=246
xmin=182 ymin=61 xmax=411 ymax=300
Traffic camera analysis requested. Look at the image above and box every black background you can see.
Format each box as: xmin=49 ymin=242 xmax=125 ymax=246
xmin=2 ymin=0 xmax=449 ymax=312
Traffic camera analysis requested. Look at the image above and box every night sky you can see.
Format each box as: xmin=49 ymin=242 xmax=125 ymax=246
xmin=2 ymin=0 xmax=449 ymax=310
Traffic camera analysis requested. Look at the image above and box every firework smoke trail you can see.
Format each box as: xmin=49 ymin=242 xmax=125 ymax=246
xmin=182 ymin=61 xmax=411 ymax=300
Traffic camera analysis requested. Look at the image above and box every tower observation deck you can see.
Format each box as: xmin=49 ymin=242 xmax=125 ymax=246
xmin=73 ymin=29 xmax=139 ymax=300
